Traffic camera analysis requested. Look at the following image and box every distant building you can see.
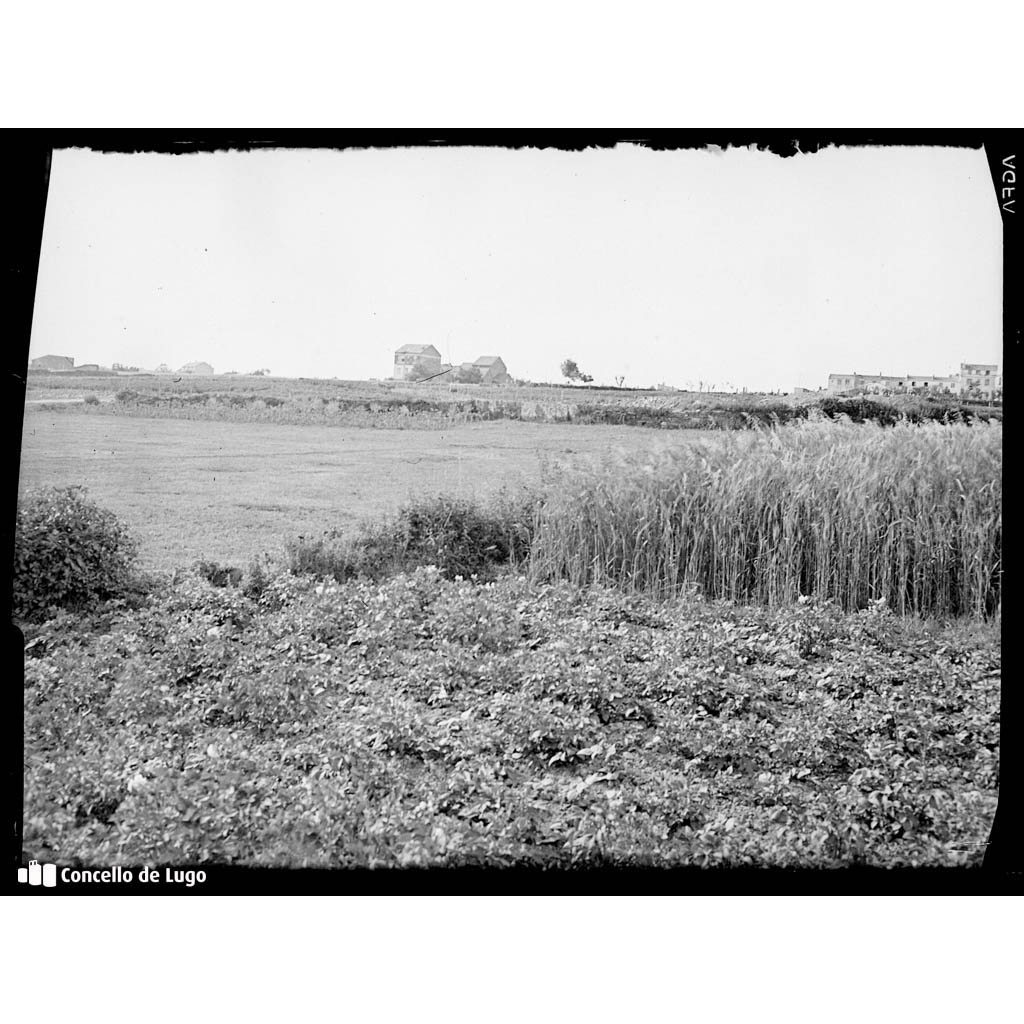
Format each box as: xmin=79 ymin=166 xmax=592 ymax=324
xmin=154 ymin=363 xmax=173 ymax=374
xmin=395 ymin=346 xmax=511 ymax=384
xmin=393 ymin=344 xmax=442 ymax=380
xmin=828 ymin=363 xmax=1000 ymax=400
xmin=178 ymin=361 xmax=215 ymax=375
xmin=959 ymin=363 xmax=1000 ymax=400
xmin=827 ymin=372 xmax=958 ymax=396
xmin=473 ymin=356 xmax=511 ymax=384
xmin=30 ymin=355 xmax=75 ymax=371
xmin=74 ymin=363 xmax=102 ymax=372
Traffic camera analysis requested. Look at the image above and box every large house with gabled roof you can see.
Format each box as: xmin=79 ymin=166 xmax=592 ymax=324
xmin=393 ymin=344 xmax=442 ymax=380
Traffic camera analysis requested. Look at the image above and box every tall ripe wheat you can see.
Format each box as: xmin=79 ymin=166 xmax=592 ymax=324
xmin=527 ymin=420 xmax=1001 ymax=618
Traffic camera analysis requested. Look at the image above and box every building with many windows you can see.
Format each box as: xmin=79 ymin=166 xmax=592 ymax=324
xmin=827 ymin=363 xmax=1001 ymax=400
xmin=958 ymin=363 xmax=1000 ymax=400
xmin=826 ymin=372 xmax=957 ymax=395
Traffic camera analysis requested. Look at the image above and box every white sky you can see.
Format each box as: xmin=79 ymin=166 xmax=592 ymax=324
xmin=29 ymin=144 xmax=1002 ymax=391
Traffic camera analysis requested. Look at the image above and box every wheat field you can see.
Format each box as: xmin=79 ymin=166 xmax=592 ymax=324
xmin=528 ymin=420 xmax=1002 ymax=618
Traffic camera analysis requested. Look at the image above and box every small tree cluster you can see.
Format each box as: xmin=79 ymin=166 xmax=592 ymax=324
xmin=410 ymin=361 xmax=441 ymax=381
xmin=560 ymin=359 xmax=593 ymax=384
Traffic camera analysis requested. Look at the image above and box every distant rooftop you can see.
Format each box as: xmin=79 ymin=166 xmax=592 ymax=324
xmin=396 ymin=344 xmax=441 ymax=355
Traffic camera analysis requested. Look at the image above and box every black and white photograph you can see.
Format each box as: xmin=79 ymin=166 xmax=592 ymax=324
xmin=8 ymin=136 xmax=1010 ymax=893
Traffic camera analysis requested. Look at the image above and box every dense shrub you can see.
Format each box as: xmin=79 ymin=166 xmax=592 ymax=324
xmin=83 ymin=394 xmax=100 ymax=406
xmin=14 ymin=486 xmax=141 ymax=622
xmin=285 ymin=489 xmax=537 ymax=583
xmin=816 ymin=396 xmax=999 ymax=426
xmin=571 ymin=401 xmax=808 ymax=430
xmin=817 ymin=396 xmax=903 ymax=425
xmin=195 ymin=559 xmax=243 ymax=588
xmin=242 ymin=556 xmax=272 ymax=599
xmin=394 ymin=491 xmax=536 ymax=578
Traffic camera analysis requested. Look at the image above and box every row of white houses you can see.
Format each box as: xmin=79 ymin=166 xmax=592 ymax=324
xmin=826 ymin=363 xmax=1001 ymax=400
xmin=30 ymin=355 xmax=214 ymax=375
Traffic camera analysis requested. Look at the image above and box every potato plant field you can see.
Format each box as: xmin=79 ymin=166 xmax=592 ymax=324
xmin=22 ymin=570 xmax=999 ymax=868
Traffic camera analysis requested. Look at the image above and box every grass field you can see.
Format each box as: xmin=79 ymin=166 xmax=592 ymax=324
xmin=18 ymin=409 xmax=697 ymax=573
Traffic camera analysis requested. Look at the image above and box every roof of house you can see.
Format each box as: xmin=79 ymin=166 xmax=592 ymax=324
xmin=473 ymin=356 xmax=504 ymax=366
xmin=31 ymin=354 xmax=74 ymax=366
xmin=396 ymin=344 xmax=441 ymax=356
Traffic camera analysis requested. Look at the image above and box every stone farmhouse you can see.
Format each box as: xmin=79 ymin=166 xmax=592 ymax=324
xmin=393 ymin=344 xmax=443 ymax=380
xmin=30 ymin=355 xmax=75 ymax=371
xmin=177 ymin=361 xmax=215 ymax=375
xmin=469 ymin=356 xmax=511 ymax=384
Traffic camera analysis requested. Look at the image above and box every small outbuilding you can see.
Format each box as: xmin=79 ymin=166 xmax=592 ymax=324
xmin=473 ymin=356 xmax=511 ymax=384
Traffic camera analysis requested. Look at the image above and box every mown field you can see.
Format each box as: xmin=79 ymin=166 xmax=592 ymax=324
xmin=18 ymin=410 xmax=690 ymax=572
xmin=16 ymin=407 xmax=1001 ymax=870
